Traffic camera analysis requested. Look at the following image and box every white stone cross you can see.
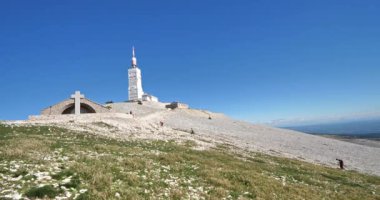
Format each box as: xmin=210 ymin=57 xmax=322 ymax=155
xmin=70 ymin=91 xmax=85 ymax=115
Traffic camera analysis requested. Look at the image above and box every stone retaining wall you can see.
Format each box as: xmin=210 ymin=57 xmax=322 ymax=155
xmin=29 ymin=113 xmax=132 ymax=123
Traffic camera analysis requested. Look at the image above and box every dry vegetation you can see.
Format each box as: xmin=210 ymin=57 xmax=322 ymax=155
xmin=0 ymin=123 xmax=379 ymax=200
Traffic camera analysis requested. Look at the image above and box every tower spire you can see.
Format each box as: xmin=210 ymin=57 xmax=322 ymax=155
xmin=131 ymin=46 xmax=137 ymax=67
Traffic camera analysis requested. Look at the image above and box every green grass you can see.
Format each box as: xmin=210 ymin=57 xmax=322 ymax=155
xmin=61 ymin=175 xmax=81 ymax=189
xmin=0 ymin=123 xmax=379 ymax=200
xmin=11 ymin=168 xmax=28 ymax=178
xmin=25 ymin=185 xmax=59 ymax=198
xmin=51 ymin=169 xmax=75 ymax=180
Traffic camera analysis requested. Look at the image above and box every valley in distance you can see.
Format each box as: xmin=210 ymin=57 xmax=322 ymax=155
xmin=284 ymin=118 xmax=380 ymax=148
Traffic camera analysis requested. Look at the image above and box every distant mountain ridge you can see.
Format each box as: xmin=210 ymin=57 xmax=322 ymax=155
xmin=283 ymin=119 xmax=380 ymax=137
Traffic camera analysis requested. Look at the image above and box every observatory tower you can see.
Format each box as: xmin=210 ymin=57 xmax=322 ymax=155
xmin=128 ymin=47 xmax=144 ymax=101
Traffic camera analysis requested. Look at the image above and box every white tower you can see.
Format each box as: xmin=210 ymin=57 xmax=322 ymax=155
xmin=128 ymin=47 xmax=144 ymax=101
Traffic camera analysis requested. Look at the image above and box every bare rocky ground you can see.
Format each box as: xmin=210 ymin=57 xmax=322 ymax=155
xmin=11 ymin=101 xmax=379 ymax=177
xmin=1 ymin=102 xmax=380 ymax=199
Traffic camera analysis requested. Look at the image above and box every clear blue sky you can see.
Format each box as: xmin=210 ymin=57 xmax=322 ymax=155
xmin=1 ymin=1 xmax=379 ymax=125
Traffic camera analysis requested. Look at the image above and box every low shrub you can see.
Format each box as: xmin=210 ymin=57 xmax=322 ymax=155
xmin=25 ymin=185 xmax=59 ymax=198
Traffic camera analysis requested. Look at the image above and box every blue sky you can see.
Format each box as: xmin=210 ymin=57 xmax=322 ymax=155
xmin=0 ymin=1 xmax=379 ymax=125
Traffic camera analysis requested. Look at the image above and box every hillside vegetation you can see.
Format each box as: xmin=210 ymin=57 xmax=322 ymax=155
xmin=0 ymin=123 xmax=379 ymax=200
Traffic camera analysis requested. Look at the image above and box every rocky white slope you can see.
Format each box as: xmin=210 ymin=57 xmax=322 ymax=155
xmin=10 ymin=101 xmax=380 ymax=176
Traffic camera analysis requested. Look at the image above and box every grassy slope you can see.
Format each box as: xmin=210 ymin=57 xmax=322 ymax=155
xmin=0 ymin=123 xmax=379 ymax=200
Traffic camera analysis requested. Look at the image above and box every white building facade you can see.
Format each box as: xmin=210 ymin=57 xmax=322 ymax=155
xmin=128 ymin=47 xmax=144 ymax=101
xmin=142 ymin=94 xmax=158 ymax=102
xmin=128 ymin=47 xmax=158 ymax=102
